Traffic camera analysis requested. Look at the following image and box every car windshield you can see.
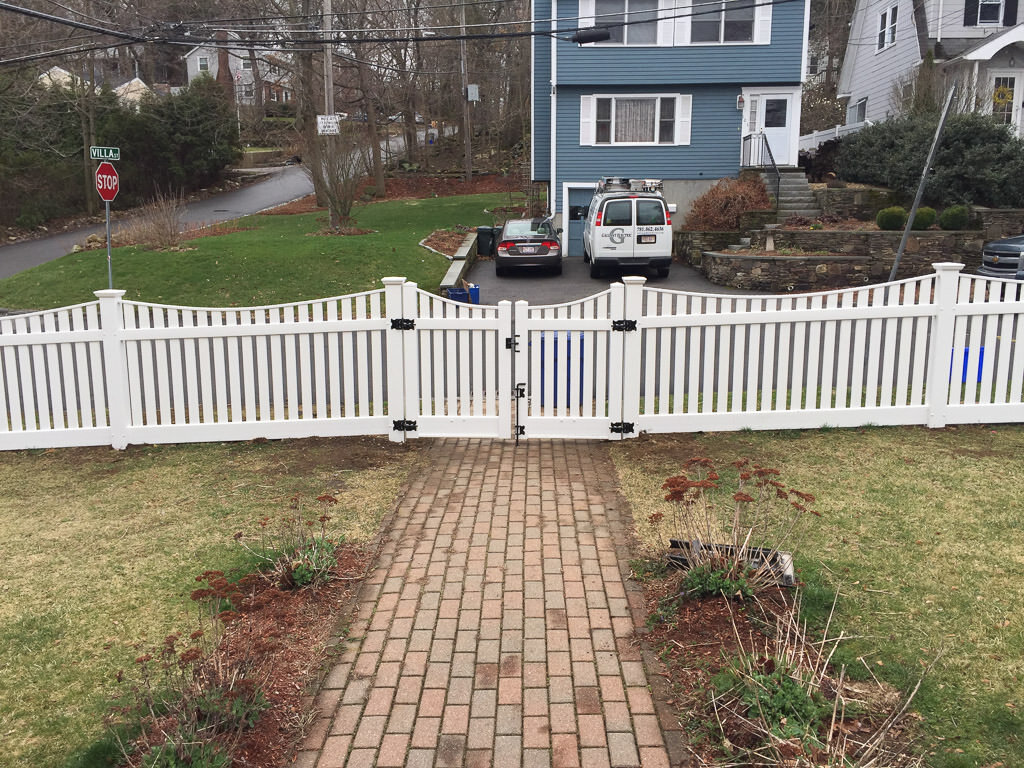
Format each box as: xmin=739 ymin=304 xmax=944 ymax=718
xmin=504 ymin=219 xmax=553 ymax=237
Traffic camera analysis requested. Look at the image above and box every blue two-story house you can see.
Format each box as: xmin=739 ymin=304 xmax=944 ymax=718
xmin=532 ymin=0 xmax=810 ymax=252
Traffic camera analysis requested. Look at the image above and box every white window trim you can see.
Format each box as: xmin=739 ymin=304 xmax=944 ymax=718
xmin=578 ymin=0 xmax=770 ymax=46
xmin=580 ymin=93 xmax=692 ymax=146
xmin=198 ymin=56 xmax=210 ymax=72
xmin=241 ymin=59 xmax=254 ymax=70
xmin=978 ymin=0 xmax=1004 ymax=24
xmin=876 ymin=5 xmax=897 ymax=51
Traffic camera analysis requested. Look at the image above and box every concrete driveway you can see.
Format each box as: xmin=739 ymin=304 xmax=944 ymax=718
xmin=465 ymin=253 xmax=757 ymax=306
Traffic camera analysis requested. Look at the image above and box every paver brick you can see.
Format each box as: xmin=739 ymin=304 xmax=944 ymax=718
xmin=410 ymin=717 xmax=441 ymax=748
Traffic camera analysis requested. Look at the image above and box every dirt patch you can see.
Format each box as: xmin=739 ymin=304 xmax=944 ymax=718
xmin=636 ymin=569 xmax=916 ymax=765
xmin=235 ymin=436 xmax=413 ymax=475
xmin=422 ymin=226 xmax=475 ymax=257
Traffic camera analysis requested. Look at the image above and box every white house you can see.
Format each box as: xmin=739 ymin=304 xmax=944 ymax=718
xmin=183 ymin=40 xmax=293 ymax=106
xmin=839 ymin=0 xmax=1024 ymax=134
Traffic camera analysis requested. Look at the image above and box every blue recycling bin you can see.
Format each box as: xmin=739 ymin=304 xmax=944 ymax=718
xmin=468 ymin=283 xmax=480 ymax=304
xmin=447 ymin=287 xmax=469 ymax=302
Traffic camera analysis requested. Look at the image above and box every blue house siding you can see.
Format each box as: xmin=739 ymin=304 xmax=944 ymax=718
xmin=555 ymin=3 xmax=806 ymax=85
xmin=532 ymin=0 xmax=553 ymax=181
xmin=552 ymin=86 xmax=744 ymax=209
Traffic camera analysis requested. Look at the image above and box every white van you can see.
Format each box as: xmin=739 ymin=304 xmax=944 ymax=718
xmin=582 ymin=178 xmax=674 ymax=279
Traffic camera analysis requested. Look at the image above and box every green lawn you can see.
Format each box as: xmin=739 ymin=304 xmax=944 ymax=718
xmin=611 ymin=425 xmax=1024 ymax=768
xmin=0 ymin=438 xmax=420 ymax=768
xmin=0 ymin=192 xmax=505 ymax=310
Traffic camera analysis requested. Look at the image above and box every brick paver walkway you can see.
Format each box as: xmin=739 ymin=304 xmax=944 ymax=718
xmin=296 ymin=439 xmax=676 ymax=768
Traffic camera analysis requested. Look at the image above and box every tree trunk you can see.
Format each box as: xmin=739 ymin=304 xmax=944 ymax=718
xmin=358 ymin=62 xmax=386 ymax=198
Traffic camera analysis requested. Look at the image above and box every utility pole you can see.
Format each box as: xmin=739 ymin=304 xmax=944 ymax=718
xmin=460 ymin=0 xmax=472 ymax=182
xmin=324 ymin=0 xmax=334 ymax=114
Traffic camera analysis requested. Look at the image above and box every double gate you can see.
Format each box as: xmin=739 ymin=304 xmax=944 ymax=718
xmin=2 ymin=264 xmax=1024 ymax=450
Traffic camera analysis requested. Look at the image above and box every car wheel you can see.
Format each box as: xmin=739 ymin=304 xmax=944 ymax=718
xmin=496 ymin=264 xmax=507 ymax=277
xmin=553 ymin=262 xmax=563 ymax=276
xmin=590 ymin=261 xmax=602 ymax=279
xmin=656 ymin=266 xmax=670 ymax=279
xmin=583 ymin=246 xmax=590 ymax=263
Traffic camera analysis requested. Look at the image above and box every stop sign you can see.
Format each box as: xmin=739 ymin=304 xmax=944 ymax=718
xmin=95 ymin=161 xmax=119 ymax=202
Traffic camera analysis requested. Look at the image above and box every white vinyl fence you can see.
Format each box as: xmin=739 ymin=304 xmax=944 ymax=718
xmin=1 ymin=264 xmax=1022 ymax=450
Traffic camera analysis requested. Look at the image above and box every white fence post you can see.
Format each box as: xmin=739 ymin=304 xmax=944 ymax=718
xmin=382 ymin=277 xmax=408 ymax=442
xmin=607 ymin=282 xmax=626 ymax=436
xmin=95 ymin=289 xmax=130 ymax=449
xmin=513 ymin=299 xmax=529 ymax=436
xmin=620 ymin=277 xmax=645 ymax=438
xmin=926 ymin=263 xmax=964 ymax=428
xmin=401 ymin=281 xmax=422 ymax=439
xmin=497 ymin=299 xmax=514 ymax=439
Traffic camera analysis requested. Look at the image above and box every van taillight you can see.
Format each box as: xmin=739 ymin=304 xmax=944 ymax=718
xmin=595 ymin=211 xmax=603 ymax=226
xmin=665 ymin=209 xmax=671 ymax=226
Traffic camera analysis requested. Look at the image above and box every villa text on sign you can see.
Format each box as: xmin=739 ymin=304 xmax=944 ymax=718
xmin=90 ymin=146 xmax=120 ymax=161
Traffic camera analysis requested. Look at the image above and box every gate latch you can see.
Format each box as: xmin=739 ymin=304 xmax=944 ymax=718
xmin=391 ymin=318 xmax=415 ymax=330
xmin=505 ymin=335 xmax=520 ymax=351
xmin=610 ymin=421 xmax=635 ymax=434
xmin=611 ymin=319 xmax=637 ymax=332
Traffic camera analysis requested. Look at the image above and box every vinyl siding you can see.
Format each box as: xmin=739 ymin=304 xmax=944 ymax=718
xmin=557 ymin=1 xmax=806 ymax=84
xmin=533 ymin=0 xmax=553 ymax=180
xmin=840 ymin=0 xmax=922 ymax=122
xmin=552 ymin=85 xmax=743 ymax=208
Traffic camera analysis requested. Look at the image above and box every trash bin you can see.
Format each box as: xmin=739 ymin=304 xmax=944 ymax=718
xmin=476 ymin=226 xmax=497 ymax=257
xmin=447 ymin=286 xmax=469 ymax=302
xmin=467 ymin=283 xmax=480 ymax=304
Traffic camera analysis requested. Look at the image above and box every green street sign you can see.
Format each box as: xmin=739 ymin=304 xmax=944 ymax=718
xmin=90 ymin=146 xmax=120 ymax=161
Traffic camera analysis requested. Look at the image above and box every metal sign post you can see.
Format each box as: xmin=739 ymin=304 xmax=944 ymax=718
xmin=94 ymin=158 xmax=119 ymax=290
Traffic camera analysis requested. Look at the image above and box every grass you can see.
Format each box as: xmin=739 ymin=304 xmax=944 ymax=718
xmin=0 ymin=192 xmax=505 ymax=310
xmin=0 ymin=438 xmax=421 ymax=768
xmin=611 ymin=425 xmax=1024 ymax=768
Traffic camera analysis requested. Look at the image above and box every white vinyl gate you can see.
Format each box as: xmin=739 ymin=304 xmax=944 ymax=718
xmin=2 ymin=264 xmax=1024 ymax=450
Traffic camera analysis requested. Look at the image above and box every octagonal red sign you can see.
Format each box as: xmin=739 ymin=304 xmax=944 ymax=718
xmin=95 ymin=161 xmax=119 ymax=202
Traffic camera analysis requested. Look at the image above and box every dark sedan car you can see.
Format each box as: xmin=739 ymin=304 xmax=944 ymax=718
xmin=979 ymin=234 xmax=1024 ymax=278
xmin=495 ymin=218 xmax=562 ymax=276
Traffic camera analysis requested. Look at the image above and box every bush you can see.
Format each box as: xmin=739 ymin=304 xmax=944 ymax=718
xmin=684 ymin=176 xmax=771 ymax=231
xmin=911 ymin=205 xmax=936 ymax=229
xmin=876 ymin=206 xmax=907 ymax=230
xmin=837 ymin=113 xmax=1024 ymax=207
xmin=939 ymin=204 xmax=971 ymax=230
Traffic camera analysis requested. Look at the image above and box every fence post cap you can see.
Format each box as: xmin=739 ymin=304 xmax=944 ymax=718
xmin=932 ymin=262 xmax=965 ymax=272
xmin=381 ymin=277 xmax=407 ymax=286
xmin=621 ymin=276 xmax=647 ymax=286
xmin=94 ymin=289 xmax=126 ymax=299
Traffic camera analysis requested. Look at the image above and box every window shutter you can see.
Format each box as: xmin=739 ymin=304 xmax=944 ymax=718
xmin=674 ymin=0 xmax=691 ymax=44
xmin=754 ymin=0 xmax=773 ymax=43
xmin=675 ymin=94 xmax=692 ymax=145
xmin=580 ymin=95 xmax=596 ymax=145
xmin=657 ymin=0 xmax=674 ymax=44
xmin=1005 ymin=0 xmax=1018 ymax=25
xmin=964 ymin=0 xmax=978 ymax=25
xmin=579 ymin=0 xmax=595 ymax=27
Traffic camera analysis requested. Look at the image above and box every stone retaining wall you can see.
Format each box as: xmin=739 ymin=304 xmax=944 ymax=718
xmin=675 ymin=231 xmax=741 ymax=264
xmin=697 ymin=228 xmax=985 ymax=291
xmin=974 ymin=208 xmax=1024 ymax=239
xmin=817 ymin=186 xmax=897 ymax=220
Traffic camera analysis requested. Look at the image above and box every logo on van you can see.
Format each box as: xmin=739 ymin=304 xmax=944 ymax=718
xmin=607 ymin=228 xmax=628 ymax=245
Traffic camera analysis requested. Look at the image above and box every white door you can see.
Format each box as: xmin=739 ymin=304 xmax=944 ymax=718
xmin=990 ymin=71 xmax=1023 ymax=137
xmin=743 ymin=90 xmax=796 ymax=166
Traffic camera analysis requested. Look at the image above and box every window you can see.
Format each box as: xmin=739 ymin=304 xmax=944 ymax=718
xmin=243 ymin=84 xmax=254 ymax=98
xmin=582 ymin=94 xmax=691 ymax=145
xmin=877 ymin=6 xmax=897 ymax=50
xmin=850 ymin=97 xmax=867 ymax=124
xmin=241 ymin=59 xmax=254 ymax=70
xmin=603 ymin=200 xmax=633 ymax=226
xmin=764 ymin=99 xmax=787 ymax=128
xmin=282 ymin=90 xmax=291 ymax=103
xmin=692 ymin=0 xmax=754 ymax=43
xmin=636 ymin=200 xmax=665 ymax=225
xmin=808 ymin=54 xmax=820 ymax=75
xmin=979 ymin=0 xmax=1004 ymax=23
xmin=594 ymin=0 xmax=658 ymax=44
xmin=198 ymin=56 xmax=209 ymax=72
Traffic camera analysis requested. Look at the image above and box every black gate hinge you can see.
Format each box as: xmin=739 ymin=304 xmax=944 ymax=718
xmin=514 ymin=383 xmax=526 ymax=398
xmin=610 ymin=421 xmax=635 ymax=434
xmin=391 ymin=318 xmax=415 ymax=330
xmin=611 ymin=319 xmax=637 ymax=332
xmin=515 ymin=425 xmax=525 ymax=436
xmin=505 ymin=335 xmax=520 ymax=351
xmin=392 ymin=419 xmax=418 ymax=432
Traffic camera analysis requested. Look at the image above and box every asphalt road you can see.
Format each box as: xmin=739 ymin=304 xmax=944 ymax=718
xmin=0 ymin=165 xmax=313 ymax=280
xmin=466 ymin=252 xmax=760 ymax=305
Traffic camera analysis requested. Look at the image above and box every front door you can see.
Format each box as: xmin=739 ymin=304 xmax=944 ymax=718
xmin=990 ymin=71 xmax=1023 ymax=136
xmin=743 ymin=90 xmax=796 ymax=166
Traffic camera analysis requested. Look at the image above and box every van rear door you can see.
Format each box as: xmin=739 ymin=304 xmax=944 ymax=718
xmin=633 ymin=198 xmax=668 ymax=262
xmin=596 ymin=199 xmax=634 ymax=260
